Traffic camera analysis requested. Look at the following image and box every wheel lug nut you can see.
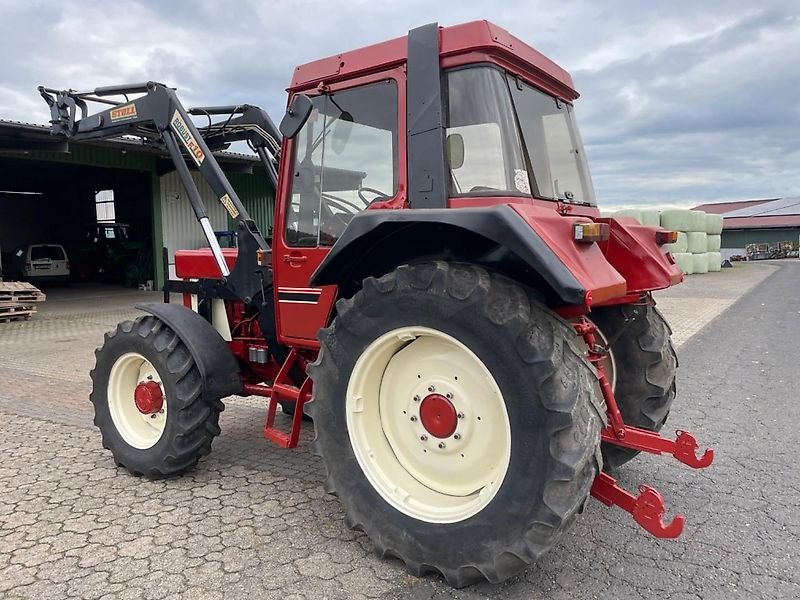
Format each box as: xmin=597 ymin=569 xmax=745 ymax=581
xmin=147 ymin=375 xmax=153 ymax=380
xmin=413 ymin=395 xmax=421 ymax=402
xmin=457 ymin=412 xmax=465 ymax=419
xmin=428 ymin=385 xmax=435 ymax=392
xmin=420 ymin=435 xmax=428 ymax=441
xmin=453 ymin=433 xmax=461 ymax=440
xmin=438 ymin=442 xmax=446 ymax=449
xmin=410 ymin=415 xmax=417 ymax=422
xmin=446 ymin=392 xmax=453 ymax=399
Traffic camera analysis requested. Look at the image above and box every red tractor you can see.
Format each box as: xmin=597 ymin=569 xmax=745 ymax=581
xmin=40 ymin=21 xmax=713 ymax=587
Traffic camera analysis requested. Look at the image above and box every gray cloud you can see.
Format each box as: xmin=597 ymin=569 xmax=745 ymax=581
xmin=1 ymin=0 xmax=797 ymax=208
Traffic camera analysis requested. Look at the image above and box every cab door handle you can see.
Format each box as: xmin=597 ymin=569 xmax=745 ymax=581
xmin=283 ymin=254 xmax=308 ymax=265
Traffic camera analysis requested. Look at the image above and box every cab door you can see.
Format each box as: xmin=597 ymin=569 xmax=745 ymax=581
xmin=273 ymin=76 xmax=401 ymax=345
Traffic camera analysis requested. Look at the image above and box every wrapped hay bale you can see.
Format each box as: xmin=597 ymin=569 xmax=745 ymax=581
xmin=707 ymin=251 xmax=722 ymax=272
xmin=688 ymin=210 xmax=707 ymax=232
xmin=705 ymin=213 xmax=724 ymax=234
xmin=660 ymin=209 xmax=693 ymax=231
xmin=707 ymin=234 xmax=721 ymax=252
xmin=674 ymin=252 xmax=694 ymax=275
xmin=639 ymin=209 xmax=661 ymax=226
xmin=687 ymin=231 xmax=708 ymax=253
xmin=663 ymin=231 xmax=688 ymax=253
xmin=613 ymin=209 xmax=643 ymax=223
xmin=692 ymin=252 xmax=709 ymax=274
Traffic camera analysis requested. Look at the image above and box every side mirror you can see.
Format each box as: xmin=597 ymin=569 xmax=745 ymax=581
xmin=279 ymin=94 xmax=313 ymax=139
xmin=446 ymin=133 xmax=465 ymax=170
xmin=330 ymin=111 xmax=353 ymax=154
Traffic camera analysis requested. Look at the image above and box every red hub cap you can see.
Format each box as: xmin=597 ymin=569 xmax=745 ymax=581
xmin=134 ymin=381 xmax=164 ymax=414
xmin=419 ymin=393 xmax=458 ymax=439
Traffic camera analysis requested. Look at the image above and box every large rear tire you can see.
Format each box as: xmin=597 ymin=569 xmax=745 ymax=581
xmin=308 ymin=262 xmax=604 ymax=587
xmin=590 ymin=299 xmax=677 ymax=471
xmin=90 ymin=315 xmax=224 ymax=479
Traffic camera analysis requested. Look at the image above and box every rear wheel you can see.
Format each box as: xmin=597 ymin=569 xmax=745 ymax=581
xmin=308 ymin=262 xmax=604 ymax=586
xmin=90 ymin=315 xmax=224 ymax=479
xmin=589 ymin=300 xmax=677 ymax=471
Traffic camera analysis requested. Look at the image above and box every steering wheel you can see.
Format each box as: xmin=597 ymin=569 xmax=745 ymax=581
xmin=358 ymin=186 xmax=391 ymax=205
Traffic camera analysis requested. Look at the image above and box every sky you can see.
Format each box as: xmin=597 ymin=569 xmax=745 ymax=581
xmin=0 ymin=0 xmax=798 ymax=210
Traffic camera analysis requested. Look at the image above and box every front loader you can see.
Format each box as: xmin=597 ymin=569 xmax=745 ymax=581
xmin=40 ymin=20 xmax=713 ymax=587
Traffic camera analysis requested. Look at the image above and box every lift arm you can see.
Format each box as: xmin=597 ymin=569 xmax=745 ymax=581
xmin=39 ymin=82 xmax=276 ymax=304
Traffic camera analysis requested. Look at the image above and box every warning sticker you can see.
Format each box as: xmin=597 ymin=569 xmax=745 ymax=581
xmin=220 ymin=194 xmax=240 ymax=219
xmin=170 ymin=110 xmax=205 ymax=166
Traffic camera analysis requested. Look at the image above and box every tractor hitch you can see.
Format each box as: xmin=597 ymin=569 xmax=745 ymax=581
xmin=600 ymin=426 xmax=714 ymax=469
xmin=591 ymin=473 xmax=685 ymax=539
xmin=575 ymin=316 xmax=714 ymax=538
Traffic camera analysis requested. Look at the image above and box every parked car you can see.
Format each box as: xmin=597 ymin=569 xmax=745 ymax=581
xmin=17 ymin=244 xmax=70 ymax=285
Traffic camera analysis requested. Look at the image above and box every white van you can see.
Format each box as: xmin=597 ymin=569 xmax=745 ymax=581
xmin=18 ymin=244 xmax=70 ymax=284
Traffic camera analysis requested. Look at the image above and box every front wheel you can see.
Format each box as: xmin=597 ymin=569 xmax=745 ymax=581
xmin=308 ymin=262 xmax=604 ymax=587
xmin=90 ymin=315 xmax=224 ymax=479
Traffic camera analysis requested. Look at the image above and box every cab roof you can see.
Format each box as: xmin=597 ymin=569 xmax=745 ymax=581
xmin=289 ymin=20 xmax=578 ymax=101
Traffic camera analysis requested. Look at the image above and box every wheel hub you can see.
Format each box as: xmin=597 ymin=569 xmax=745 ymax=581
xmin=419 ymin=393 xmax=457 ymax=438
xmin=134 ymin=380 xmax=164 ymax=414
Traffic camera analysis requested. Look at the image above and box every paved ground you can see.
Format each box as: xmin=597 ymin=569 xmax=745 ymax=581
xmin=0 ymin=261 xmax=796 ymax=599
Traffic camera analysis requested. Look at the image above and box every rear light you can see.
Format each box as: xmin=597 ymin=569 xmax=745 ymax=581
xmin=573 ymin=222 xmax=610 ymax=243
xmin=656 ymin=230 xmax=679 ymax=245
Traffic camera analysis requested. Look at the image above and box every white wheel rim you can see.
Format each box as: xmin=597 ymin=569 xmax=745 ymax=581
xmin=107 ymin=352 xmax=167 ymax=449
xmin=346 ymin=326 xmax=511 ymax=524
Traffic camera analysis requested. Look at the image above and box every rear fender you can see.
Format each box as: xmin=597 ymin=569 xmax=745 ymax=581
xmin=135 ymin=303 xmax=242 ymax=398
xmin=310 ymin=204 xmax=627 ymax=307
xmin=596 ymin=217 xmax=683 ymax=295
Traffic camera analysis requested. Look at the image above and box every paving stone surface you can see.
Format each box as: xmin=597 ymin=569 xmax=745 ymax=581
xmin=0 ymin=261 xmax=796 ymax=599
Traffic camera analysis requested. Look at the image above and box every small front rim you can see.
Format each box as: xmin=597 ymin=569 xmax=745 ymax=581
xmin=346 ymin=326 xmax=511 ymax=524
xmin=107 ymin=352 xmax=167 ymax=450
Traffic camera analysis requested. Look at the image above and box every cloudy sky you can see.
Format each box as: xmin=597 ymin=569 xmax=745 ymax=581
xmin=1 ymin=0 xmax=798 ymax=209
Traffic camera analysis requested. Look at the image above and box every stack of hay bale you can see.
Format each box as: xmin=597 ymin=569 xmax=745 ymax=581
xmin=604 ymin=209 xmax=724 ymax=275
xmin=705 ymin=213 xmax=723 ymax=272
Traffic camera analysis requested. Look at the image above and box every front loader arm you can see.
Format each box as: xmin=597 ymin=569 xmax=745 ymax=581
xmin=38 ymin=82 xmax=273 ymax=304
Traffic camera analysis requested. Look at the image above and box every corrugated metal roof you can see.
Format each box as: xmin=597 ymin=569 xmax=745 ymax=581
xmin=693 ymin=197 xmax=800 ymax=230
xmin=721 ymin=196 xmax=800 ymax=218
xmin=0 ymin=119 xmax=258 ymax=163
xmin=693 ymin=199 xmax=774 ymax=214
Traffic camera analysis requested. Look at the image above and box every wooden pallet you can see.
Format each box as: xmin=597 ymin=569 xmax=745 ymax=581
xmin=0 ymin=304 xmax=35 ymax=322
xmin=0 ymin=282 xmax=46 ymax=322
xmin=0 ymin=282 xmax=47 ymax=303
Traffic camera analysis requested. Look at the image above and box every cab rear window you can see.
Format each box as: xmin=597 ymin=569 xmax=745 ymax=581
xmin=31 ymin=246 xmax=65 ymax=261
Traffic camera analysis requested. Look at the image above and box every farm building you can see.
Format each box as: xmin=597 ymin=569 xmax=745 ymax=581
xmin=0 ymin=120 xmax=274 ymax=289
xmin=694 ymin=197 xmax=800 ymax=259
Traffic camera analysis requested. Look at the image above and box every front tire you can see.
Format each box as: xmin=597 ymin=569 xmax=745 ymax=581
xmin=90 ymin=315 xmax=224 ymax=479
xmin=308 ymin=262 xmax=604 ymax=587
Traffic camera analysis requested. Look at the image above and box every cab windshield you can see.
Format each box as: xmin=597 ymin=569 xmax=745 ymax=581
xmin=445 ymin=66 xmax=596 ymax=205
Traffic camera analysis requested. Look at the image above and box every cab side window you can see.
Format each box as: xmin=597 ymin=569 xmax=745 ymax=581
xmin=285 ymin=80 xmax=398 ymax=247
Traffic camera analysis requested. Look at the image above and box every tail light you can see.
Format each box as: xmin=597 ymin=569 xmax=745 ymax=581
xmin=656 ymin=230 xmax=679 ymax=245
xmin=573 ymin=222 xmax=610 ymax=243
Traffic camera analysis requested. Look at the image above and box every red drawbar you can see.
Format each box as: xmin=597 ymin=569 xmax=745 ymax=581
xmin=175 ymin=248 xmax=239 ymax=280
